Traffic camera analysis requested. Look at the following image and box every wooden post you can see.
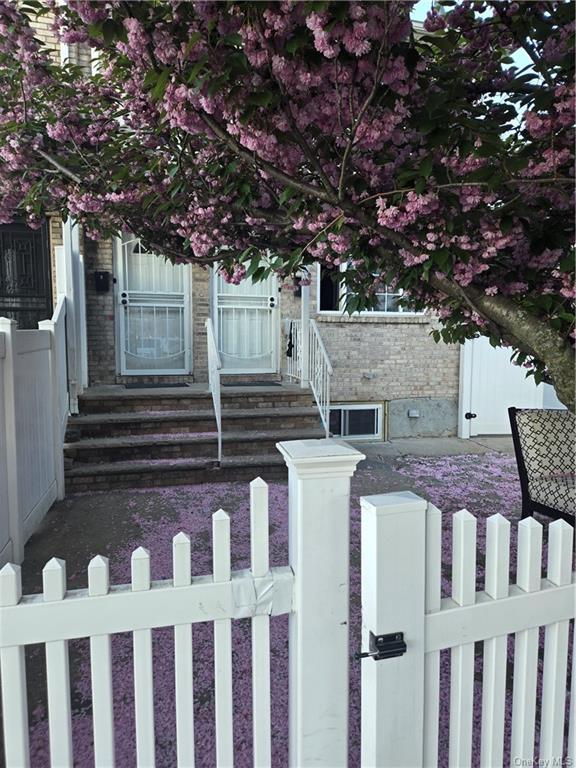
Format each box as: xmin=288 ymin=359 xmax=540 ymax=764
xmin=277 ymin=438 xmax=365 ymax=768
xmin=300 ymin=282 xmax=310 ymax=389
xmin=0 ymin=319 xmax=23 ymax=564
xmin=360 ymin=492 xmax=428 ymax=767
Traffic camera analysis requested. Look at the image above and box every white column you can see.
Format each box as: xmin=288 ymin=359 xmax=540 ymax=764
xmin=300 ymin=282 xmax=310 ymax=389
xmin=277 ymin=438 xmax=365 ymax=768
xmin=360 ymin=491 xmax=428 ymax=767
xmin=61 ymin=221 xmax=78 ymax=413
xmin=0 ymin=319 xmax=23 ymax=563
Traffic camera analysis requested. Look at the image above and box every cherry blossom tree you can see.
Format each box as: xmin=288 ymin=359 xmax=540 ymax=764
xmin=0 ymin=0 xmax=574 ymax=409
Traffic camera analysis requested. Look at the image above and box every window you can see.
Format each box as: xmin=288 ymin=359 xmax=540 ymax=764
xmin=318 ymin=264 xmax=421 ymax=315
xmin=329 ymin=404 xmax=383 ymax=440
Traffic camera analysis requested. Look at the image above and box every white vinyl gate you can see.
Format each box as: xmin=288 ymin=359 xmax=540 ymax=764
xmin=360 ymin=493 xmax=575 ymax=767
xmin=0 ymin=440 xmax=574 ymax=767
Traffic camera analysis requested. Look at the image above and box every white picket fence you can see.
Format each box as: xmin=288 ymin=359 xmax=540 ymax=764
xmin=360 ymin=492 xmax=575 ymax=768
xmin=0 ymin=440 xmax=574 ymax=768
xmin=0 ymin=298 xmax=68 ymax=567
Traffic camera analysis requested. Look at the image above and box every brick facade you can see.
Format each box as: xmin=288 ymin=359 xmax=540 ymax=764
xmin=78 ymin=251 xmax=460 ymax=434
xmin=84 ymin=237 xmax=117 ymax=384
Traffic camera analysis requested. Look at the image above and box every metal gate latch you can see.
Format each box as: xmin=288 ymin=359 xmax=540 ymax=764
xmin=356 ymin=631 xmax=406 ymax=661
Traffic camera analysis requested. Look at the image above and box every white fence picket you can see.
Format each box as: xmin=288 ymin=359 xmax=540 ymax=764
xmin=480 ymin=514 xmax=510 ymax=768
xmin=131 ymin=547 xmax=155 ymax=767
xmin=539 ymin=520 xmax=573 ymax=763
xmin=173 ymin=532 xmax=195 ymax=768
xmin=0 ymin=564 xmax=30 ymax=768
xmin=43 ymin=558 xmax=73 ymax=767
xmin=423 ymin=502 xmax=442 ymax=768
xmin=88 ymin=555 xmax=115 ymax=768
xmin=213 ymin=510 xmax=234 ymax=767
xmin=250 ymin=478 xmax=271 ymax=767
xmin=510 ymin=517 xmax=543 ymax=763
xmin=449 ymin=509 xmax=477 ymax=768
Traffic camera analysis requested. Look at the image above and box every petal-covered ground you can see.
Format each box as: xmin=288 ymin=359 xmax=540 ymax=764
xmin=19 ymin=451 xmax=573 ymax=767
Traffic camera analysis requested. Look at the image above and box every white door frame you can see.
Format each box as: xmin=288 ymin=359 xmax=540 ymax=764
xmin=211 ymin=265 xmax=280 ymax=375
xmin=115 ymin=236 xmax=192 ymax=376
xmin=458 ymin=342 xmax=474 ymax=439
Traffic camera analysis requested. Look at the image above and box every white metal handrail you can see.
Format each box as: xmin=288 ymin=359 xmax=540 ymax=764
xmin=205 ymin=318 xmax=223 ymax=463
xmin=285 ymin=319 xmax=332 ymax=438
xmin=309 ymin=320 xmax=332 ymax=437
xmin=285 ymin=319 xmax=302 ymax=381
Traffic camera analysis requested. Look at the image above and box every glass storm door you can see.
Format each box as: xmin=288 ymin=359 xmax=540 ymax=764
xmin=214 ymin=268 xmax=279 ymax=373
xmin=118 ymin=237 xmax=191 ymax=375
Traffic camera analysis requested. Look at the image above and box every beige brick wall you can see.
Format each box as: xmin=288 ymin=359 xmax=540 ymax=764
xmin=30 ymin=12 xmax=59 ymax=62
xmin=278 ymin=267 xmax=459 ymax=403
xmin=84 ymin=237 xmax=117 ymax=384
xmin=316 ymin=313 xmax=459 ymax=402
xmin=192 ymin=265 xmax=210 ymax=381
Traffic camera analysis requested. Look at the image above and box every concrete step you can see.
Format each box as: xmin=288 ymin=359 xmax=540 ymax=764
xmin=67 ymin=407 xmax=321 ymax=439
xmin=78 ymin=386 xmax=313 ymax=414
xmin=65 ymin=455 xmax=288 ymax=491
xmin=64 ymin=428 xmax=325 ymax=464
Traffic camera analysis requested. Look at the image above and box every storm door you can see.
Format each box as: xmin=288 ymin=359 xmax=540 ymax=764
xmin=0 ymin=222 xmax=52 ymax=328
xmin=117 ymin=237 xmax=191 ymax=375
xmin=214 ymin=268 xmax=279 ymax=373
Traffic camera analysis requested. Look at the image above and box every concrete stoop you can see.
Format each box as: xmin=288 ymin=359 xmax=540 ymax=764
xmin=65 ymin=385 xmax=322 ymax=490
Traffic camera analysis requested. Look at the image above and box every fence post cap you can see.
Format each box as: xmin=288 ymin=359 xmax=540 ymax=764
xmin=276 ymin=438 xmax=365 ymax=475
xmin=360 ymin=491 xmax=428 ymax=516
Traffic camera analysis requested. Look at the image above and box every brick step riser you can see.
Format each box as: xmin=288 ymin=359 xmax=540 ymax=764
xmin=78 ymin=396 xmax=314 ymax=415
xmin=65 ymin=436 xmax=313 ymax=464
xmin=65 ymin=464 xmax=287 ymax=491
xmin=69 ymin=415 xmax=320 ymax=439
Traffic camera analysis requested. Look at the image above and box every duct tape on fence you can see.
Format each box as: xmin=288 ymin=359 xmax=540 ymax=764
xmin=231 ymin=566 xmax=294 ymax=619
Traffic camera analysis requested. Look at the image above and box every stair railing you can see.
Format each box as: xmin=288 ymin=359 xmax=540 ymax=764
xmin=205 ymin=318 xmax=223 ymax=463
xmin=285 ymin=319 xmax=302 ymax=381
xmin=285 ymin=319 xmax=332 ymax=438
xmin=309 ymin=320 xmax=332 ymax=438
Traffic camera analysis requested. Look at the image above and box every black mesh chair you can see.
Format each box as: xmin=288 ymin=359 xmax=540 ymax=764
xmin=508 ymin=407 xmax=575 ymax=525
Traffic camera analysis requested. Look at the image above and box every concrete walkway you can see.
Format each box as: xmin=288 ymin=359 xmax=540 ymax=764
xmin=352 ymin=434 xmax=514 ymax=457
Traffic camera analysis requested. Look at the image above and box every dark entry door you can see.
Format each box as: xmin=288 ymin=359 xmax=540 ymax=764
xmin=0 ymin=221 xmax=52 ymax=328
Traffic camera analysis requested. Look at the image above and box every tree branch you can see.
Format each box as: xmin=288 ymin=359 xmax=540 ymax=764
xmin=37 ymin=149 xmax=82 ymax=184
xmin=338 ymin=38 xmax=387 ymax=201
xmin=196 ymin=110 xmax=338 ymax=206
xmin=358 ymin=177 xmax=573 ymax=206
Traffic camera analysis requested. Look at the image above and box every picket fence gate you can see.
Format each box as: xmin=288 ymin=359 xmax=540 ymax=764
xmin=0 ymin=439 xmax=574 ymax=768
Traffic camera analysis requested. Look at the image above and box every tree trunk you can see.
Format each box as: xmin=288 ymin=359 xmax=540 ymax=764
xmin=462 ymin=285 xmax=575 ymax=413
